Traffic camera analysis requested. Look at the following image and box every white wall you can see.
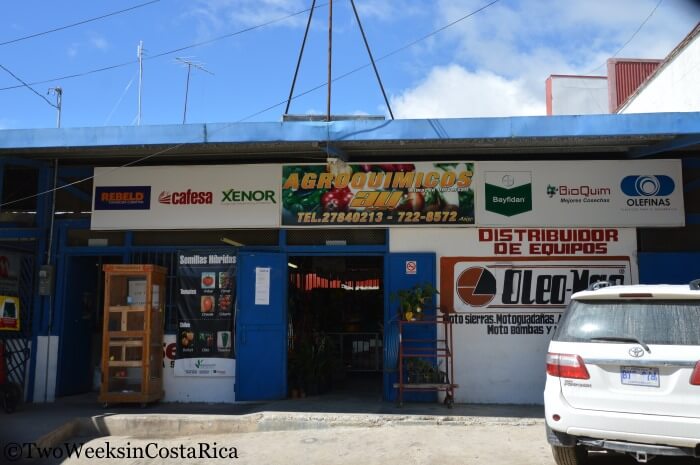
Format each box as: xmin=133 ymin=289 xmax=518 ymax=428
xmin=162 ymin=334 xmax=235 ymax=403
xmin=549 ymin=76 xmax=608 ymax=115
xmin=390 ymin=228 xmax=637 ymax=404
xmin=620 ymin=32 xmax=700 ymax=113
xmin=33 ymin=336 xmax=58 ymax=402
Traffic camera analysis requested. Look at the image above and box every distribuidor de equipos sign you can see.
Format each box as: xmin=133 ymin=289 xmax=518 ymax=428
xmin=281 ymin=162 xmax=475 ymax=226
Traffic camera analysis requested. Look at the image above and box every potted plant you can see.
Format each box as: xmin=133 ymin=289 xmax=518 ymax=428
xmin=392 ymin=282 xmax=439 ymax=320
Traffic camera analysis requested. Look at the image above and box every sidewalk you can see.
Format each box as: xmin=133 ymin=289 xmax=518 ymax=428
xmin=1 ymin=392 xmax=544 ymax=446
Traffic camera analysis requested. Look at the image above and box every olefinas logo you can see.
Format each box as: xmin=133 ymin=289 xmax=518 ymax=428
xmin=484 ymin=172 xmax=533 ymax=216
xmin=158 ymin=189 xmax=213 ymax=205
xmin=620 ymin=175 xmax=674 ymax=208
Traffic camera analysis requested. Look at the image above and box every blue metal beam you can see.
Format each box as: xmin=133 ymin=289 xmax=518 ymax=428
xmin=687 ymin=214 xmax=700 ymax=225
xmin=685 ymin=178 xmax=700 ymax=193
xmin=1 ymin=112 xmax=700 ymax=150
xmin=629 ymin=134 xmax=700 ymax=158
xmin=0 ymin=228 xmax=42 ymax=239
xmin=56 ymin=178 xmax=91 ymax=203
xmin=0 ymin=156 xmax=47 ymax=168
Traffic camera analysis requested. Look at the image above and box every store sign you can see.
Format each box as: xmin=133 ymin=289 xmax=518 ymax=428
xmin=475 ymin=160 xmax=684 ymax=226
xmin=281 ymin=162 xmax=475 ymax=226
xmin=439 ymin=227 xmax=636 ymax=334
xmin=94 ymin=186 xmax=151 ymax=210
xmin=0 ymin=252 xmax=21 ymax=331
xmin=91 ymin=165 xmax=280 ymax=230
xmin=175 ymin=251 xmax=236 ymax=377
xmin=0 ymin=295 xmax=20 ymax=331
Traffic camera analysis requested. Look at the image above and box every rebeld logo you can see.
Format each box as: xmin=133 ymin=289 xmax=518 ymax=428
xmin=485 ymin=172 xmax=532 ymax=216
xmin=620 ymin=175 xmax=674 ymax=208
xmin=456 ymin=267 xmax=497 ymax=307
xmin=158 ymin=189 xmax=213 ymax=205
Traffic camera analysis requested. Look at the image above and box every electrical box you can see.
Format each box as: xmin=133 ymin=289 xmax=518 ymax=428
xmin=38 ymin=265 xmax=54 ymax=296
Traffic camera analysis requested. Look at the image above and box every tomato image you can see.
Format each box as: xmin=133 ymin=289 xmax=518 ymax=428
xmin=201 ymin=296 xmax=214 ymax=312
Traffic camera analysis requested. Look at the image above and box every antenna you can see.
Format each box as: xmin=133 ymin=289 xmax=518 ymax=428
xmin=137 ymin=40 xmax=144 ymax=125
xmin=48 ymin=87 xmax=63 ymax=128
xmin=175 ymin=57 xmax=213 ymax=124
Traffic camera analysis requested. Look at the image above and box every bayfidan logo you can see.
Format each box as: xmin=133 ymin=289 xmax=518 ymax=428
xmin=456 ymin=267 xmax=497 ymax=307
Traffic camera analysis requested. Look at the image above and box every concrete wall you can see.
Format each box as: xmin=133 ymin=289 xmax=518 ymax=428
xmin=162 ymin=334 xmax=236 ymax=403
xmin=547 ymin=76 xmax=608 ymax=115
xmin=390 ymin=228 xmax=637 ymax=404
xmin=620 ymin=32 xmax=700 ymax=113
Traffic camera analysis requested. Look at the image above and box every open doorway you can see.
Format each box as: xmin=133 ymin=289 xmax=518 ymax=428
xmin=287 ymin=255 xmax=384 ymax=399
xmin=56 ymin=255 xmax=122 ymax=397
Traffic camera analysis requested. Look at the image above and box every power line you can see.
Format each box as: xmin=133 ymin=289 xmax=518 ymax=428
xmin=0 ymin=0 xmax=161 ymax=47
xmin=0 ymin=63 xmax=57 ymax=108
xmin=0 ymin=0 xmax=499 ymax=208
xmin=587 ymin=0 xmax=663 ymax=74
xmin=0 ymin=2 xmax=329 ymax=92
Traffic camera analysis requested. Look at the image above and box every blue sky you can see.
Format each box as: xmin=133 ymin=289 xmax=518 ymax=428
xmin=1 ymin=0 xmax=698 ymax=129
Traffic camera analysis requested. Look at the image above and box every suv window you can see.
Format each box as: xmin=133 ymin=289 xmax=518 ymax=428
xmin=554 ymin=300 xmax=700 ymax=345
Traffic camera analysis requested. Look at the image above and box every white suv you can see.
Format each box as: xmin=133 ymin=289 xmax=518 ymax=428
xmin=544 ymin=280 xmax=700 ymax=464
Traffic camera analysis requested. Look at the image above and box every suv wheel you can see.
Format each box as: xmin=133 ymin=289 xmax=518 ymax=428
xmin=551 ymin=445 xmax=587 ymax=465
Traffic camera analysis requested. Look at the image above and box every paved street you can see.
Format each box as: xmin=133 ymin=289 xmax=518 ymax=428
xmin=30 ymin=423 xmax=698 ymax=465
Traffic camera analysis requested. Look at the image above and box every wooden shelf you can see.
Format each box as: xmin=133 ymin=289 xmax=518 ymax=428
xmin=99 ymin=264 xmax=166 ymax=406
xmin=109 ymin=361 xmax=142 ymax=367
xmin=109 ymin=305 xmax=146 ymax=312
xmin=109 ymin=340 xmax=143 ymax=347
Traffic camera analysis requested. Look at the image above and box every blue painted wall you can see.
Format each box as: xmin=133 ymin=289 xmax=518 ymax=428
xmin=638 ymin=253 xmax=700 ymax=284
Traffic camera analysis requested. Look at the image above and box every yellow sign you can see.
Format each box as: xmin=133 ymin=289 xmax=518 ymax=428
xmin=0 ymin=295 xmax=20 ymax=331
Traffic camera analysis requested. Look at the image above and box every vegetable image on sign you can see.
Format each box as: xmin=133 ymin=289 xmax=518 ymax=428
xmin=456 ymin=267 xmax=497 ymax=307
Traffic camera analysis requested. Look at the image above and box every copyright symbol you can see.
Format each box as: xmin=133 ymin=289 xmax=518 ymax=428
xmin=3 ymin=442 xmax=23 ymax=462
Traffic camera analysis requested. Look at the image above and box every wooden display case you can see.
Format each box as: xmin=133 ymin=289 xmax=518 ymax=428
xmin=99 ymin=264 xmax=166 ymax=406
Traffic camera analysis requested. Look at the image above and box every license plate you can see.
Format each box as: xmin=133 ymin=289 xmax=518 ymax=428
xmin=621 ymin=366 xmax=660 ymax=387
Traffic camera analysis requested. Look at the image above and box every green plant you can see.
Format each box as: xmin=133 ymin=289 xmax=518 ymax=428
xmin=392 ymin=282 xmax=438 ymax=320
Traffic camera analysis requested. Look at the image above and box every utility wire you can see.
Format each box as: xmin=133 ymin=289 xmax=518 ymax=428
xmin=0 ymin=63 xmax=57 ymax=108
xmin=587 ymin=0 xmax=663 ymax=74
xmin=0 ymin=2 xmax=329 ymax=92
xmin=0 ymin=0 xmax=160 ymax=47
xmin=0 ymin=0 xmax=499 ymax=208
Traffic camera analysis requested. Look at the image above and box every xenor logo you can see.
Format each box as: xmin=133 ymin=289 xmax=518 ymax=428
xmin=158 ymin=190 xmax=213 ymax=205
xmin=222 ymin=189 xmax=276 ymax=204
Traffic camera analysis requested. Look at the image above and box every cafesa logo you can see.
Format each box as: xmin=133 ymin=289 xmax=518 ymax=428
xmin=158 ymin=189 xmax=213 ymax=205
xmin=620 ymin=175 xmax=674 ymax=208
xmin=484 ymin=171 xmax=532 ymax=217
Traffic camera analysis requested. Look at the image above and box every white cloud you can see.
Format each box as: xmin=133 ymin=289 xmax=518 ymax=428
xmin=67 ymin=43 xmax=79 ymax=58
xmin=390 ymin=0 xmax=698 ymax=119
xmin=391 ymin=64 xmax=543 ymax=118
xmin=90 ymin=35 xmax=109 ymax=51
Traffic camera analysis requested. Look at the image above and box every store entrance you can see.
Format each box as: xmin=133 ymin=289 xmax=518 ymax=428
xmin=287 ymin=255 xmax=384 ymax=399
xmin=56 ymin=254 xmax=122 ymax=397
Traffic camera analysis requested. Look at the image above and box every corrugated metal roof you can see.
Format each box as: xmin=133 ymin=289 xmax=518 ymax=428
xmin=607 ymin=59 xmax=663 ymax=113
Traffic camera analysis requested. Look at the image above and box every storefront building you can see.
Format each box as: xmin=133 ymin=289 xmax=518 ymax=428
xmin=1 ymin=113 xmax=699 ymax=405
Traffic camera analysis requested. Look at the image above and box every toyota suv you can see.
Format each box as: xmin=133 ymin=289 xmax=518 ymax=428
xmin=544 ymin=280 xmax=700 ymax=464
